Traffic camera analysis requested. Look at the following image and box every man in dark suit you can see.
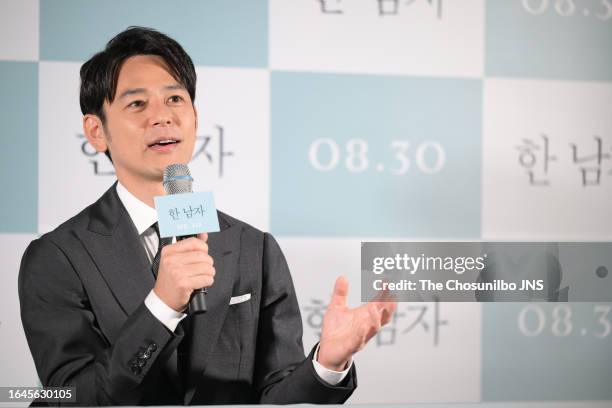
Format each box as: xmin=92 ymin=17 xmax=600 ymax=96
xmin=18 ymin=27 xmax=396 ymax=406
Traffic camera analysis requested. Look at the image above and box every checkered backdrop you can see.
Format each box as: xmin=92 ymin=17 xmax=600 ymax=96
xmin=1 ymin=0 xmax=611 ymax=405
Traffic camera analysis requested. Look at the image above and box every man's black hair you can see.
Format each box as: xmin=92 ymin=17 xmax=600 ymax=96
xmin=79 ymin=26 xmax=197 ymax=163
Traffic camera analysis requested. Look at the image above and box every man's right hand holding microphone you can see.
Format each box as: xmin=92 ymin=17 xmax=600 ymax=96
xmin=153 ymin=233 xmax=215 ymax=313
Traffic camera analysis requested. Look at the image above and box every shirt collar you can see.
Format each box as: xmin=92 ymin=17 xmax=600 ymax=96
xmin=116 ymin=181 xmax=158 ymax=235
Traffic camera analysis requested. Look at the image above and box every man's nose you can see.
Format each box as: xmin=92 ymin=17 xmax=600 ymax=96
xmin=148 ymin=100 xmax=173 ymax=126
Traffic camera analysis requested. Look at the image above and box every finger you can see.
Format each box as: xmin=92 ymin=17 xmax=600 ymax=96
xmin=368 ymin=303 xmax=382 ymax=325
xmin=166 ymin=237 xmax=208 ymax=254
xmin=372 ymin=292 xmax=395 ymax=309
xmin=171 ymin=252 xmax=214 ymax=266
xmin=379 ymin=302 xmax=397 ymax=326
xmin=364 ymin=304 xmax=382 ymax=340
xmin=354 ymin=302 xmax=380 ymax=331
xmin=373 ymin=296 xmax=396 ymax=313
xmin=378 ymin=285 xmax=393 ymax=300
xmin=185 ymin=274 xmax=214 ymax=290
xmin=183 ymin=263 xmax=216 ymax=278
xmin=370 ymin=284 xmax=394 ymax=303
xmin=363 ymin=296 xmax=396 ymax=326
xmin=197 ymin=232 xmax=208 ymax=242
xmin=329 ymin=276 xmax=349 ymax=308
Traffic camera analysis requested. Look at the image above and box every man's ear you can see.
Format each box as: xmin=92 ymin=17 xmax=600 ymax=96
xmin=83 ymin=114 xmax=109 ymax=153
xmin=193 ymin=105 xmax=198 ymax=131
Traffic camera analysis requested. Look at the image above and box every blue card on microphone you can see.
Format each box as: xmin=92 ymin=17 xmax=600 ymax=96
xmin=154 ymin=191 xmax=220 ymax=238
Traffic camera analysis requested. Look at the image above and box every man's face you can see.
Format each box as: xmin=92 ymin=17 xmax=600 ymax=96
xmin=96 ymin=55 xmax=197 ymax=184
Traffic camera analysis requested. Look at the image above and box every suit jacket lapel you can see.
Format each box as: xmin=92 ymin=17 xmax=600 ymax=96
xmin=77 ymin=182 xmax=155 ymax=318
xmin=183 ymin=221 xmax=242 ymax=404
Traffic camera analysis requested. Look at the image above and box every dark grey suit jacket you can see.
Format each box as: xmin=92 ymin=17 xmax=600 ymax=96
xmin=18 ymin=182 xmax=356 ymax=405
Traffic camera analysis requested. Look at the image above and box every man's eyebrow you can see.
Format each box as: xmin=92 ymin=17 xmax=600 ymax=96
xmin=117 ymin=88 xmax=146 ymax=99
xmin=117 ymin=84 xmax=186 ymax=100
xmin=164 ymin=84 xmax=186 ymax=92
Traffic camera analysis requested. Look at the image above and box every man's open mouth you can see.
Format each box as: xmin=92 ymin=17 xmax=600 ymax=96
xmin=149 ymin=139 xmax=180 ymax=147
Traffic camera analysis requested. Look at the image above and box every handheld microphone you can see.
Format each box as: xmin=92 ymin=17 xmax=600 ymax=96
xmin=162 ymin=164 xmax=207 ymax=314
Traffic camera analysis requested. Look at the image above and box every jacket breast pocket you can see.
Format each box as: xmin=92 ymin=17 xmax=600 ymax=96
xmin=228 ymin=294 xmax=253 ymax=323
xmin=215 ymin=295 xmax=254 ymax=354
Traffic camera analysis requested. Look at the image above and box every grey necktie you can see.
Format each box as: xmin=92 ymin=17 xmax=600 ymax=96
xmin=151 ymin=222 xmax=172 ymax=277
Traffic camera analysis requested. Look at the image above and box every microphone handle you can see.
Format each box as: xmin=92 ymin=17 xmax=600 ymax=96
xmin=177 ymin=235 xmax=208 ymax=314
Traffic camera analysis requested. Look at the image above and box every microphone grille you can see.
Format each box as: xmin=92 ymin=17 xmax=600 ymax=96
xmin=163 ymin=164 xmax=193 ymax=195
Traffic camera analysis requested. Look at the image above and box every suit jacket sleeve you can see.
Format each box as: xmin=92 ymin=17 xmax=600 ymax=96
xmin=18 ymin=237 xmax=183 ymax=406
xmin=255 ymin=233 xmax=357 ymax=404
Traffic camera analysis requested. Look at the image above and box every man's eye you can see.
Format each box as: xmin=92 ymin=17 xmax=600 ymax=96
xmin=168 ymin=95 xmax=184 ymax=103
xmin=128 ymin=100 xmax=145 ymax=108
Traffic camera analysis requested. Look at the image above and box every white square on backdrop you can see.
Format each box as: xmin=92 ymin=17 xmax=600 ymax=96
xmin=483 ymin=78 xmax=612 ymax=240
xmin=38 ymin=61 xmax=115 ymax=234
xmin=191 ymin=67 xmax=270 ymax=231
xmin=270 ymin=0 xmax=484 ymax=78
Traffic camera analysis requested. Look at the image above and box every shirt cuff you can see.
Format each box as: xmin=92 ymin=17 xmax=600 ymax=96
xmin=144 ymin=290 xmax=187 ymax=332
xmin=312 ymin=343 xmax=353 ymax=386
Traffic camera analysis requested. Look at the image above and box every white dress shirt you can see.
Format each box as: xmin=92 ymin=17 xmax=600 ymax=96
xmin=115 ymin=182 xmax=351 ymax=385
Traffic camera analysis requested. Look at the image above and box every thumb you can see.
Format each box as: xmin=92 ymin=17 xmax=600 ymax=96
xmin=197 ymin=232 xmax=208 ymax=242
xmin=329 ymin=276 xmax=349 ymax=308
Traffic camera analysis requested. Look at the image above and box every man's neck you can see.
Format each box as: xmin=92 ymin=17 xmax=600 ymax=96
xmin=117 ymin=177 xmax=165 ymax=209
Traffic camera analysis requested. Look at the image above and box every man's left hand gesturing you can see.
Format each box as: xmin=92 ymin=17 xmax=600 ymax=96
xmin=317 ymin=276 xmax=397 ymax=371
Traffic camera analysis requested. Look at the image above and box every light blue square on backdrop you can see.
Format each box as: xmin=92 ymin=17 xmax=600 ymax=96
xmin=486 ymin=0 xmax=612 ymax=81
xmin=0 ymin=61 xmax=38 ymax=233
xmin=271 ymin=72 xmax=482 ymax=238
xmin=482 ymin=303 xmax=612 ymax=401
xmin=40 ymin=0 xmax=267 ymax=67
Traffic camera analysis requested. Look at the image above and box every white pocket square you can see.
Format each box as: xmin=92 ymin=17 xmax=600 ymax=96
xmin=229 ymin=293 xmax=251 ymax=305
